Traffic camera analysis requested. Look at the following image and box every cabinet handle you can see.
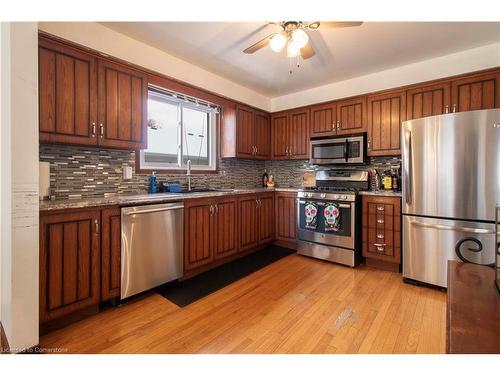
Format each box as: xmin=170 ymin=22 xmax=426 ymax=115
xmin=376 ymin=206 xmax=385 ymax=211
xmin=215 ymin=204 xmax=219 ymax=215
xmin=337 ymin=121 xmax=340 ymax=130
xmin=445 ymin=105 xmax=449 ymax=114
xmin=210 ymin=205 xmax=214 ymax=215
xmin=332 ymin=123 xmax=335 ymax=130
xmin=91 ymin=122 xmax=96 ymax=137
xmin=255 ymin=146 xmax=258 ymax=155
xmin=289 ymin=147 xmax=293 ymax=157
xmin=94 ymin=219 xmax=99 ymax=234
xmin=286 ymin=147 xmax=289 ymax=156
xmin=377 ymin=219 xmax=384 ymax=224
xmin=99 ymin=123 xmax=104 ymax=138
xmin=377 ymin=234 xmax=385 ymax=239
xmin=259 ymin=199 xmax=262 ymax=208
xmin=376 ymin=246 xmax=385 ymax=253
xmin=452 ymin=104 xmax=457 ymax=113
xmin=373 ymin=243 xmax=386 ymax=247
xmin=367 ymin=139 xmax=371 ymax=150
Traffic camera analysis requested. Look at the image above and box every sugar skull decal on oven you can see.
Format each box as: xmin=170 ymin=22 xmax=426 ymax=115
xmin=324 ymin=203 xmax=341 ymax=232
xmin=304 ymin=202 xmax=318 ymax=230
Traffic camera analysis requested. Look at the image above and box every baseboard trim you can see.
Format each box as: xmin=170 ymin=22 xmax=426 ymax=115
xmin=0 ymin=320 xmax=9 ymax=354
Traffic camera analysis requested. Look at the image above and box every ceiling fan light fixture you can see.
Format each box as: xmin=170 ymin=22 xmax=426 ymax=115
xmin=286 ymin=40 xmax=301 ymax=58
xmin=269 ymin=33 xmax=287 ymax=52
xmin=291 ymin=28 xmax=309 ymax=48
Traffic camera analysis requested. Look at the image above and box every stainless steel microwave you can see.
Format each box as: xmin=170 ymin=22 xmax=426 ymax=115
xmin=309 ymin=134 xmax=366 ymax=165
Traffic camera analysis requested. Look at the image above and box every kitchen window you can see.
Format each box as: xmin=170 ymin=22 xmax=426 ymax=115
xmin=139 ymin=86 xmax=218 ymax=172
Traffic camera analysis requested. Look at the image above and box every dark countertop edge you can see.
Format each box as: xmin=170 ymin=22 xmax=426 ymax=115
xmin=39 ymin=187 xmax=301 ymax=212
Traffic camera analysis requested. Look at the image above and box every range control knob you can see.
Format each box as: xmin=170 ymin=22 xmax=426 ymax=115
xmin=333 ymin=194 xmax=339 ymax=200
xmin=341 ymin=195 xmax=347 ymax=200
xmin=320 ymin=193 xmax=326 ymax=198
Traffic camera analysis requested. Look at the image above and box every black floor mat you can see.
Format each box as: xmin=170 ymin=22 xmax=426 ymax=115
xmin=158 ymin=246 xmax=296 ymax=307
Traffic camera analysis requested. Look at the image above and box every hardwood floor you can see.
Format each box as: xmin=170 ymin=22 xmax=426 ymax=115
xmin=39 ymin=254 xmax=446 ymax=354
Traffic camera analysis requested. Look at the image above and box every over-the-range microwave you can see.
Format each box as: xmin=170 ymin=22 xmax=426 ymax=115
xmin=309 ymin=133 xmax=367 ymax=165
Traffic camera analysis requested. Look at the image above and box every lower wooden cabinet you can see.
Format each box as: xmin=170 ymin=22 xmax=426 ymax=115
xmin=274 ymin=192 xmax=297 ymax=246
xmin=214 ymin=196 xmax=239 ymax=260
xmin=361 ymin=195 xmax=401 ymax=270
xmin=39 ymin=209 xmax=101 ymax=324
xmin=238 ymin=192 xmax=275 ymax=252
xmin=100 ymin=207 xmax=121 ymax=301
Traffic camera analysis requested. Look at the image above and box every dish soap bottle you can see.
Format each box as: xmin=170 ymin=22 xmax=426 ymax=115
xmin=148 ymin=171 xmax=158 ymax=194
xmin=262 ymin=169 xmax=269 ymax=187
xmin=383 ymin=170 xmax=392 ymax=190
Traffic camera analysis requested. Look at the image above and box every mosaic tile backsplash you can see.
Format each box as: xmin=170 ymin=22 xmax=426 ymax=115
xmin=40 ymin=145 xmax=400 ymax=200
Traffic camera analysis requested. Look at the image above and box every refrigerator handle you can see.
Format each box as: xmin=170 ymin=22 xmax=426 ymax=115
xmin=403 ymin=130 xmax=412 ymax=205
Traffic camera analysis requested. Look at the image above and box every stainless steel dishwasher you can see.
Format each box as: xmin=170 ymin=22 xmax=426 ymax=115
xmin=121 ymin=202 xmax=184 ymax=299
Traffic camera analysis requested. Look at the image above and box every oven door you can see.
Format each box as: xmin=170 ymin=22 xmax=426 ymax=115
xmin=309 ymin=135 xmax=365 ymax=165
xmin=297 ymin=198 xmax=355 ymax=249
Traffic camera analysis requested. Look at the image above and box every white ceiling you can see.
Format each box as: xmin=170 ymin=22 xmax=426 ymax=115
xmin=101 ymin=22 xmax=500 ymax=97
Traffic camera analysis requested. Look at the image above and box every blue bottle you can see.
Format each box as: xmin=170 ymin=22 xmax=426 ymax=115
xmin=148 ymin=171 xmax=158 ymax=194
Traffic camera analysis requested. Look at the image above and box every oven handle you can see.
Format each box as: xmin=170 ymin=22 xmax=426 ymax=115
xmin=297 ymin=200 xmax=351 ymax=209
xmin=344 ymin=139 xmax=349 ymax=162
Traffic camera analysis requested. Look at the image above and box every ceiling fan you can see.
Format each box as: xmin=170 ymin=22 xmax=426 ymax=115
xmin=243 ymin=21 xmax=363 ymax=73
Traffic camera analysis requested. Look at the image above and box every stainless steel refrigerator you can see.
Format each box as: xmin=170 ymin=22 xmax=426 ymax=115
xmin=402 ymin=109 xmax=500 ymax=287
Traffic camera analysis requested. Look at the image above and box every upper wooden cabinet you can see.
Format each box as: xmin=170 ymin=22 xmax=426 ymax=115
xmin=97 ymin=60 xmax=147 ymax=149
xmin=367 ymin=89 xmax=406 ymax=156
xmin=310 ymin=102 xmax=337 ymax=137
xmin=222 ymin=104 xmax=271 ymax=160
xmin=38 ymin=36 xmax=147 ymax=149
xmin=271 ymin=108 xmax=310 ymax=160
xmin=406 ymin=81 xmax=451 ymax=120
xmin=336 ymin=96 xmax=367 ymax=135
xmin=39 ymin=37 xmax=98 ymax=146
xmin=450 ymin=71 xmax=500 ymax=113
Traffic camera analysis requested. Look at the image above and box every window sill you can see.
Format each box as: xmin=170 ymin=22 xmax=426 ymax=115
xmin=135 ymin=166 xmax=219 ymax=175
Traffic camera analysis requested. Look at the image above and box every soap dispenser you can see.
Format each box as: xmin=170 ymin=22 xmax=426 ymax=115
xmin=148 ymin=171 xmax=158 ymax=194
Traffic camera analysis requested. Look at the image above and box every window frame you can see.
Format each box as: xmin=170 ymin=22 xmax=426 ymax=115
xmin=137 ymin=86 xmax=219 ymax=174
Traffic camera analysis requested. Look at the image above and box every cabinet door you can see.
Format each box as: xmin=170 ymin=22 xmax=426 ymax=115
xmin=39 ymin=209 xmax=101 ymax=323
xmin=97 ymin=60 xmax=147 ymax=149
xmin=39 ymin=37 xmax=98 ymax=146
xmin=258 ymin=193 xmax=275 ymax=244
xmin=271 ymin=112 xmax=290 ymax=159
xmin=101 ymin=207 xmax=121 ymax=302
xmin=238 ymin=195 xmax=259 ymax=252
xmin=451 ymin=71 xmax=500 ymax=112
xmin=254 ymin=111 xmax=271 ymax=159
xmin=310 ymin=102 xmax=337 ymax=137
xmin=362 ymin=196 xmax=401 ymax=264
xmin=214 ymin=197 xmax=238 ymax=260
xmin=275 ymin=193 xmax=297 ymax=243
xmin=289 ymin=108 xmax=310 ymax=159
xmin=336 ymin=96 xmax=366 ymax=134
xmin=236 ymin=105 xmax=255 ymax=159
xmin=406 ymin=81 xmax=451 ymax=120
xmin=367 ymin=90 xmax=406 ymax=156
xmin=184 ymin=199 xmax=215 ymax=270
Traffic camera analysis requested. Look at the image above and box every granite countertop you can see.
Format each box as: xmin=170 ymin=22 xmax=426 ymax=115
xmin=40 ymin=187 xmax=300 ymax=212
xmin=359 ymin=190 xmax=402 ymax=197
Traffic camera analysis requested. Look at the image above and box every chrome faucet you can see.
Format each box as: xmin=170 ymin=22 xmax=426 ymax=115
xmin=186 ymin=159 xmax=192 ymax=191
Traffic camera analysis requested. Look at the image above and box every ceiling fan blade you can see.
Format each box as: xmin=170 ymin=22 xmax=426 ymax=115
xmin=243 ymin=33 xmax=277 ymax=54
xmin=319 ymin=21 xmax=363 ymax=28
xmin=301 ymin=41 xmax=316 ymax=59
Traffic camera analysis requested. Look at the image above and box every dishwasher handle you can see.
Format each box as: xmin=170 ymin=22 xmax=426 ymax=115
xmin=124 ymin=204 xmax=184 ymax=216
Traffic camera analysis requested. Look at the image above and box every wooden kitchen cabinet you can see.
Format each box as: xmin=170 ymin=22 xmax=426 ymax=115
xmin=258 ymin=193 xmax=275 ymax=244
xmin=271 ymin=109 xmax=309 ymax=160
xmin=184 ymin=198 xmax=215 ymax=271
xmin=38 ymin=35 xmax=147 ymax=150
xmin=100 ymin=207 xmax=121 ymax=302
xmin=228 ymin=104 xmax=271 ymax=160
xmin=336 ymin=96 xmax=367 ymax=135
xmin=362 ymin=195 xmax=401 ymax=271
xmin=39 ymin=36 xmax=98 ymax=146
xmin=310 ymin=102 xmax=337 ymax=137
xmin=97 ymin=59 xmax=148 ymax=149
xmin=450 ymin=70 xmax=500 ymax=113
xmin=274 ymin=192 xmax=297 ymax=246
xmin=367 ymin=89 xmax=406 ymax=156
xmin=213 ymin=196 xmax=239 ymax=260
xmin=406 ymin=81 xmax=451 ymax=120
xmin=39 ymin=209 xmax=101 ymax=324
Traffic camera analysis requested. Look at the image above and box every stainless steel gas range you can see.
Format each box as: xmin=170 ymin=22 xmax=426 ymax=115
xmin=296 ymin=169 xmax=369 ymax=267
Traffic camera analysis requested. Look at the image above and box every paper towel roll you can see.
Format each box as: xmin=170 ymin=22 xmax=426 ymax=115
xmin=39 ymin=161 xmax=50 ymax=200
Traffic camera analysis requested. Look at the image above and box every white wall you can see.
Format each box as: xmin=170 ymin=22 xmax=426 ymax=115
xmin=38 ymin=22 xmax=271 ymax=111
xmin=0 ymin=22 xmax=39 ymax=352
xmin=271 ymin=42 xmax=500 ymax=111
